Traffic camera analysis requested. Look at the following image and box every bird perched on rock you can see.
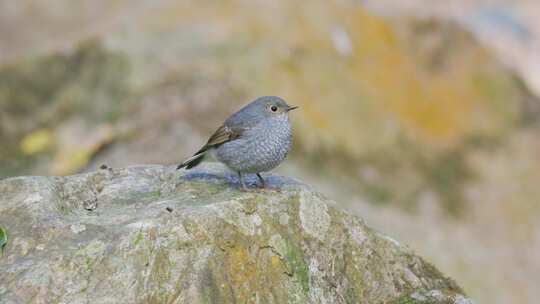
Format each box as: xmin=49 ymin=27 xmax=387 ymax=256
xmin=177 ymin=96 xmax=298 ymax=191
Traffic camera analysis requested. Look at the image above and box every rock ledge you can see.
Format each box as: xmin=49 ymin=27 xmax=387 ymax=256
xmin=0 ymin=165 xmax=471 ymax=304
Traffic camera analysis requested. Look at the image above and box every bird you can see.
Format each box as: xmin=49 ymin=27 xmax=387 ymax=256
xmin=177 ymin=96 xmax=298 ymax=191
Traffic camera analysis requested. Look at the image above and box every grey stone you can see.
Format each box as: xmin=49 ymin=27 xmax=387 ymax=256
xmin=0 ymin=164 xmax=471 ymax=303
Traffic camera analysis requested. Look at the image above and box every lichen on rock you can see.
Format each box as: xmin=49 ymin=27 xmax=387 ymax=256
xmin=0 ymin=40 xmax=131 ymax=178
xmin=0 ymin=164 xmax=471 ymax=303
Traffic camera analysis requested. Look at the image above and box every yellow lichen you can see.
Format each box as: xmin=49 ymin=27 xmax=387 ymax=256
xmin=19 ymin=129 xmax=54 ymax=155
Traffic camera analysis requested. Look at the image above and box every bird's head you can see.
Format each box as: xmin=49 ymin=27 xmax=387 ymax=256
xmin=251 ymin=96 xmax=298 ymax=118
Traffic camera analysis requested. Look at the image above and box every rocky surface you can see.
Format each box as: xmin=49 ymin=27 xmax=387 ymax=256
xmin=0 ymin=164 xmax=470 ymax=304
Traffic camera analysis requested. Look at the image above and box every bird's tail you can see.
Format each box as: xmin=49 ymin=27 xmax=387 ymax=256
xmin=177 ymin=153 xmax=205 ymax=170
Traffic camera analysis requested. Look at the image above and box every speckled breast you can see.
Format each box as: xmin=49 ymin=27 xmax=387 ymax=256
xmin=215 ymin=115 xmax=292 ymax=173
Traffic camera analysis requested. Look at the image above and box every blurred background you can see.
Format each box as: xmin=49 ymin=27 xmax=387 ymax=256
xmin=1 ymin=0 xmax=539 ymax=302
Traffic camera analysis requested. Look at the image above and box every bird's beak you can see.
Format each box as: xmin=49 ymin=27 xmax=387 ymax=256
xmin=287 ymin=105 xmax=299 ymax=112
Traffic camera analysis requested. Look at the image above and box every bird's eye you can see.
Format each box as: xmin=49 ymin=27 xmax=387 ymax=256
xmin=270 ymin=105 xmax=278 ymax=112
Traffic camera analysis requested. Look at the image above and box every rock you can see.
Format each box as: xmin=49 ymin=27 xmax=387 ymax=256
xmin=0 ymin=40 xmax=130 ymax=178
xmin=0 ymin=164 xmax=471 ymax=303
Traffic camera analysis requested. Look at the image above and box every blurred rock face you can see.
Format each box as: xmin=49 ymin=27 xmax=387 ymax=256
xmin=258 ymin=9 xmax=521 ymax=149
xmin=0 ymin=41 xmax=130 ymax=176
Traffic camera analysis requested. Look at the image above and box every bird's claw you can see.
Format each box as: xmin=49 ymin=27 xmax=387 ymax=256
xmin=239 ymin=187 xmax=255 ymax=192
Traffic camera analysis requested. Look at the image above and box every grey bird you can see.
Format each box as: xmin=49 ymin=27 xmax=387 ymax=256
xmin=177 ymin=96 xmax=298 ymax=191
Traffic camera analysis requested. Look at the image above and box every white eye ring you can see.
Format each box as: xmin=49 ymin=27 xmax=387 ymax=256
xmin=270 ymin=105 xmax=278 ymax=112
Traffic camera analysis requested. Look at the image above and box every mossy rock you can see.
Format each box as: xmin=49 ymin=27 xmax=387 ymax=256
xmin=0 ymin=40 xmax=131 ymax=177
xmin=0 ymin=164 xmax=472 ymax=303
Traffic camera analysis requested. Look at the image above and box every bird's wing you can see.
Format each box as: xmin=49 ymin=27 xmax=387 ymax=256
xmin=177 ymin=124 xmax=245 ymax=170
xmin=193 ymin=124 xmax=243 ymax=155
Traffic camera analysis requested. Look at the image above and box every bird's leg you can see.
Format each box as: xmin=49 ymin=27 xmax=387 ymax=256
xmin=238 ymin=172 xmax=249 ymax=192
xmin=256 ymin=173 xmax=280 ymax=191
xmin=256 ymin=173 xmax=266 ymax=188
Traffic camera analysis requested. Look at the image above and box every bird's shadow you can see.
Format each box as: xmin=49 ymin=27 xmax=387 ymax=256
xmin=180 ymin=169 xmax=301 ymax=189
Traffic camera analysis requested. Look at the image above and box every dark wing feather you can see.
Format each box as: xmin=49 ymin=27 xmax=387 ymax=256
xmin=177 ymin=124 xmax=243 ymax=170
xmin=195 ymin=125 xmax=242 ymax=154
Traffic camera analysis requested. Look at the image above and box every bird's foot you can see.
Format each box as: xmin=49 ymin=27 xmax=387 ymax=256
xmin=240 ymin=186 xmax=280 ymax=192
xmin=239 ymin=186 xmax=256 ymax=192
xmin=255 ymin=173 xmax=279 ymax=191
xmin=259 ymin=185 xmax=282 ymax=192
